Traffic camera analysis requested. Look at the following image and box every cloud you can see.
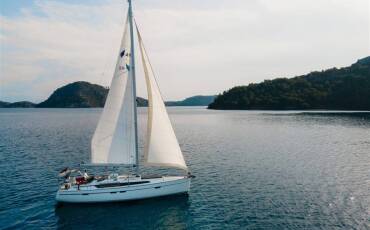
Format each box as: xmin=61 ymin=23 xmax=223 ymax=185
xmin=0 ymin=0 xmax=369 ymax=102
xmin=0 ymin=0 xmax=125 ymax=102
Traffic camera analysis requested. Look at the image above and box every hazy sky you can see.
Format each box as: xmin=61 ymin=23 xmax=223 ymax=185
xmin=0 ymin=0 xmax=369 ymax=102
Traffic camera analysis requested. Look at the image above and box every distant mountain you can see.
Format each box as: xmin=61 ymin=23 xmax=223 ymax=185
xmin=1 ymin=81 xmax=211 ymax=108
xmin=137 ymin=97 xmax=148 ymax=107
xmin=209 ymin=56 xmax=370 ymax=110
xmin=166 ymin=95 xmax=216 ymax=106
xmin=0 ymin=101 xmax=10 ymax=108
xmin=37 ymin=81 xmax=148 ymax=108
xmin=0 ymin=101 xmax=36 ymax=108
xmin=37 ymin=82 xmax=108 ymax=108
xmin=7 ymin=101 xmax=36 ymax=108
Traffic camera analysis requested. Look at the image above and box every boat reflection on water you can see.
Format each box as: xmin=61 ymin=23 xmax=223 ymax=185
xmin=55 ymin=194 xmax=190 ymax=229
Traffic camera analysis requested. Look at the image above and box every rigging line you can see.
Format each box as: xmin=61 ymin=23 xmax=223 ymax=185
xmin=133 ymin=18 xmax=168 ymax=102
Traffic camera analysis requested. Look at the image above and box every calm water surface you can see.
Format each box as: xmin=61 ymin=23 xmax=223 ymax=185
xmin=0 ymin=108 xmax=369 ymax=230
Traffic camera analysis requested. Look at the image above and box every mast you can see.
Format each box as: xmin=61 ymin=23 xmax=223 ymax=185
xmin=128 ymin=0 xmax=139 ymax=174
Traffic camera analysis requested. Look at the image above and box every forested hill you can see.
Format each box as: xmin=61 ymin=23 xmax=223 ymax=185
xmin=166 ymin=95 xmax=216 ymax=106
xmin=208 ymin=57 xmax=370 ymax=110
xmin=1 ymin=81 xmax=213 ymax=108
xmin=0 ymin=101 xmax=36 ymax=108
xmin=37 ymin=81 xmax=148 ymax=108
xmin=37 ymin=82 xmax=108 ymax=108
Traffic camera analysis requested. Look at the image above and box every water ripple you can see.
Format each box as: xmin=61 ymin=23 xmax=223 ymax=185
xmin=0 ymin=108 xmax=369 ymax=229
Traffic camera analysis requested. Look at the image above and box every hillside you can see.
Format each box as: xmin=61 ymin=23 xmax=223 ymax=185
xmin=37 ymin=82 xmax=108 ymax=108
xmin=37 ymin=81 xmax=149 ymax=108
xmin=208 ymin=57 xmax=370 ymax=110
xmin=0 ymin=101 xmax=10 ymax=108
xmin=0 ymin=101 xmax=36 ymax=108
xmin=2 ymin=81 xmax=213 ymax=108
xmin=166 ymin=95 xmax=215 ymax=106
xmin=137 ymin=97 xmax=148 ymax=107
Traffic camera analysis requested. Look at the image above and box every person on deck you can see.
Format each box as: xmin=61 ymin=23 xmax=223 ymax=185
xmin=83 ymin=170 xmax=88 ymax=180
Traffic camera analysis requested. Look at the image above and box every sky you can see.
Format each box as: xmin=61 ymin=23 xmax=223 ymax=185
xmin=0 ymin=0 xmax=369 ymax=102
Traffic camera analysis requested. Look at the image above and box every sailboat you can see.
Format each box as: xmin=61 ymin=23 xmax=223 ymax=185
xmin=56 ymin=0 xmax=192 ymax=203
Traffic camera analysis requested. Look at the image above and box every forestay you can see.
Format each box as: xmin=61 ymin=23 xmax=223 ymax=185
xmin=137 ymin=26 xmax=188 ymax=171
xmin=91 ymin=15 xmax=137 ymax=164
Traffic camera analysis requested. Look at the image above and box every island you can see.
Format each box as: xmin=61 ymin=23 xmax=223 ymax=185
xmin=166 ymin=95 xmax=216 ymax=106
xmin=0 ymin=101 xmax=36 ymax=108
xmin=0 ymin=81 xmax=215 ymax=108
xmin=208 ymin=56 xmax=370 ymax=110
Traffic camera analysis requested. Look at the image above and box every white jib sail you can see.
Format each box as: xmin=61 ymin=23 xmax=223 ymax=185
xmin=91 ymin=14 xmax=136 ymax=164
xmin=137 ymin=27 xmax=188 ymax=171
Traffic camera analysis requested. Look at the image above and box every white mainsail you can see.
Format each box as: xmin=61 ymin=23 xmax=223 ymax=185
xmin=137 ymin=27 xmax=188 ymax=171
xmin=56 ymin=0 xmax=191 ymax=205
xmin=91 ymin=14 xmax=137 ymax=164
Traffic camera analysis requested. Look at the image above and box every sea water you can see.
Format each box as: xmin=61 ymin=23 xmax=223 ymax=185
xmin=0 ymin=108 xmax=369 ymax=229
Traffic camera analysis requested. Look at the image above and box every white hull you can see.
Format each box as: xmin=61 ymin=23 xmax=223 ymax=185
xmin=56 ymin=176 xmax=190 ymax=203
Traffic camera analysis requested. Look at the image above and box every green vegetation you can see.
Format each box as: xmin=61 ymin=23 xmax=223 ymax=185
xmin=0 ymin=101 xmax=36 ymax=108
xmin=137 ymin=97 xmax=148 ymax=107
xmin=38 ymin=81 xmax=109 ymax=108
xmin=4 ymin=56 xmax=368 ymax=110
xmin=208 ymin=57 xmax=370 ymax=110
xmin=37 ymin=81 xmax=148 ymax=108
xmin=1 ymin=81 xmax=213 ymax=108
xmin=0 ymin=101 xmax=10 ymax=108
xmin=166 ymin=95 xmax=215 ymax=106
